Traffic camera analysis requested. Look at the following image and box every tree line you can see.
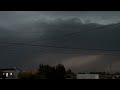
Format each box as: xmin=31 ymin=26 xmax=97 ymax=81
xmin=18 ymin=64 xmax=76 ymax=79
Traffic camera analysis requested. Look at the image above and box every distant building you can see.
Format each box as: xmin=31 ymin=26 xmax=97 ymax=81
xmin=112 ymin=75 xmax=120 ymax=79
xmin=0 ymin=67 xmax=22 ymax=79
xmin=76 ymin=74 xmax=99 ymax=79
xmin=65 ymin=73 xmax=76 ymax=79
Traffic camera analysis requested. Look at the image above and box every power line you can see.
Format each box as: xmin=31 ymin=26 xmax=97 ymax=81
xmin=25 ymin=25 xmax=95 ymax=43
xmin=0 ymin=47 xmax=119 ymax=55
xmin=25 ymin=22 xmax=120 ymax=43
xmin=1 ymin=22 xmax=120 ymax=45
xmin=0 ymin=23 xmax=120 ymax=52
xmin=1 ymin=41 xmax=120 ymax=52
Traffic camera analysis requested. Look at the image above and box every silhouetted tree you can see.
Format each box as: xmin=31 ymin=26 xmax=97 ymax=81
xmin=65 ymin=69 xmax=76 ymax=79
xmin=37 ymin=64 xmax=66 ymax=79
xmin=55 ymin=64 xmax=66 ymax=79
xmin=37 ymin=64 xmax=46 ymax=79
xmin=18 ymin=71 xmax=36 ymax=79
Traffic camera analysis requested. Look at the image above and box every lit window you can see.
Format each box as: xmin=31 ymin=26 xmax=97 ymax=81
xmin=6 ymin=73 xmax=8 ymax=77
xmin=3 ymin=73 xmax=5 ymax=75
xmin=10 ymin=73 xmax=12 ymax=75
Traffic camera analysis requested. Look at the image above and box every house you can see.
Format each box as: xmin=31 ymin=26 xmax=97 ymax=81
xmin=0 ymin=67 xmax=22 ymax=79
xmin=76 ymin=74 xmax=99 ymax=79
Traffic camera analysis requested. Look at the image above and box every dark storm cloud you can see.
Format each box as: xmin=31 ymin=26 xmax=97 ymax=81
xmin=1 ymin=11 xmax=120 ymax=72
xmin=23 ymin=17 xmax=120 ymax=51
xmin=1 ymin=11 xmax=120 ymax=28
xmin=23 ymin=17 xmax=120 ymax=72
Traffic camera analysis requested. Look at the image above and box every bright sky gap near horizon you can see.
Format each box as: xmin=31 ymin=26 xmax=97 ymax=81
xmin=1 ymin=11 xmax=120 ymax=73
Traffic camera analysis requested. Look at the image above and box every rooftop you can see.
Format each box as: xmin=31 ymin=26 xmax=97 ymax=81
xmin=0 ymin=67 xmax=22 ymax=72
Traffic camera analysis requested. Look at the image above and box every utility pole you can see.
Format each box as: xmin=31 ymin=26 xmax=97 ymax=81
xmin=110 ymin=64 xmax=112 ymax=74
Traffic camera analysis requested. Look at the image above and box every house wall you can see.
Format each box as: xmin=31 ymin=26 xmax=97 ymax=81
xmin=76 ymin=74 xmax=99 ymax=79
xmin=2 ymin=70 xmax=16 ymax=79
xmin=1 ymin=70 xmax=20 ymax=79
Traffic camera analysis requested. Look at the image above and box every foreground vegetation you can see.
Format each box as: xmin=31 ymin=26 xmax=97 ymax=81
xmin=18 ymin=64 xmax=76 ymax=79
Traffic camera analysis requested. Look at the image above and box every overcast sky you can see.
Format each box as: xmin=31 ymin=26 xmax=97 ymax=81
xmin=1 ymin=11 xmax=120 ymax=27
xmin=1 ymin=11 xmax=120 ymax=73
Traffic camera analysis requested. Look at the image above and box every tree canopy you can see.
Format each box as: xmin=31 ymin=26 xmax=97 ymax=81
xmin=18 ymin=64 xmax=75 ymax=79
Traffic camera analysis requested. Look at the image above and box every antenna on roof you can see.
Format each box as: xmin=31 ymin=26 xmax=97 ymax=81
xmin=13 ymin=67 xmax=23 ymax=72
